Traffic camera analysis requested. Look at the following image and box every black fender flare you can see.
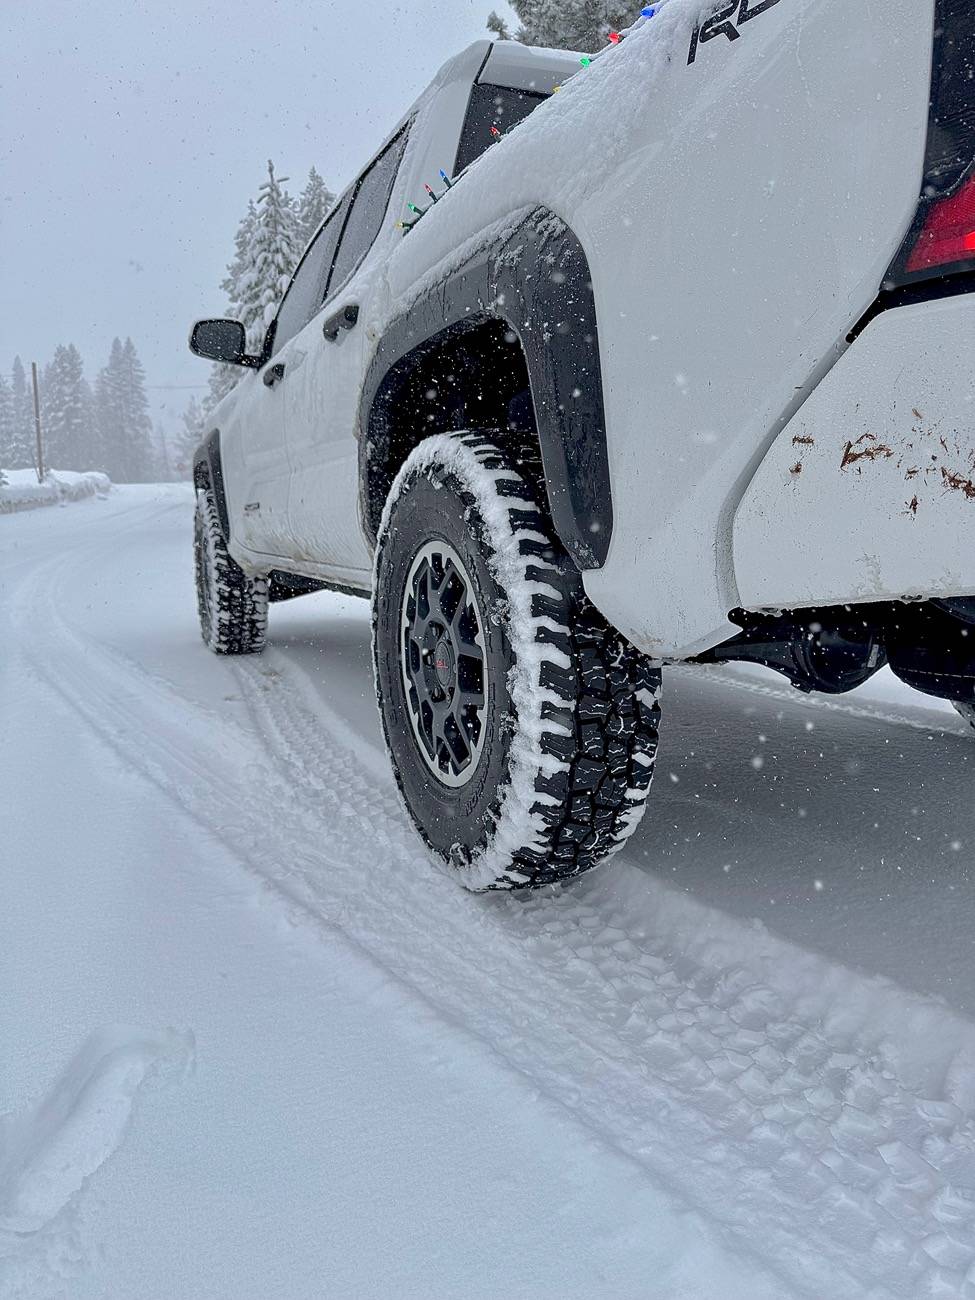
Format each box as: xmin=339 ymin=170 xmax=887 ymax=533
xmin=193 ymin=427 xmax=231 ymax=542
xmin=359 ymin=208 xmax=612 ymax=569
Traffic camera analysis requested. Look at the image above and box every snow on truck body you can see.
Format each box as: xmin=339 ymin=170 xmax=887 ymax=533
xmin=386 ymin=0 xmax=950 ymax=656
xmin=190 ymin=0 xmax=975 ymax=887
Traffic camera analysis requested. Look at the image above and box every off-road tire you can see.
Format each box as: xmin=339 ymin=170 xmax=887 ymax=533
xmin=372 ymin=431 xmax=662 ymax=892
xmin=194 ymin=487 xmax=268 ymax=655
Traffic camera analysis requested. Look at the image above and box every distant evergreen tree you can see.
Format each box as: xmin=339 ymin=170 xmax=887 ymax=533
xmin=94 ymin=337 xmax=155 ymax=481
xmin=222 ymin=200 xmax=257 ymax=307
xmin=203 ymin=198 xmax=260 ymax=409
xmin=173 ymin=396 xmax=205 ymax=478
xmin=0 ymin=374 xmax=14 ymax=474
xmin=489 ymin=0 xmax=632 ymax=49
xmin=487 ymin=11 xmax=512 ymax=38
xmin=296 ymin=166 xmax=336 ymax=249
xmin=41 ymin=344 xmax=95 ymax=471
xmin=117 ymin=338 xmax=154 ymax=481
xmin=236 ymin=160 xmax=303 ymax=349
xmin=9 ymin=357 xmax=37 ymax=470
xmin=203 ymin=162 xmax=302 ymax=413
xmin=222 ymin=199 xmax=259 ymax=344
xmin=94 ymin=341 xmax=124 ymax=477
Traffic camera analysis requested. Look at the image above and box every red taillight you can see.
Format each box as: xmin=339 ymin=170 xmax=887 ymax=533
xmin=905 ymin=173 xmax=975 ymax=272
xmin=884 ymin=0 xmax=975 ymax=290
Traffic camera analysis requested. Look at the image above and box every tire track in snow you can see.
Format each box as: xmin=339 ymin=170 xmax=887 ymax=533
xmin=13 ymin=500 xmax=975 ymax=1299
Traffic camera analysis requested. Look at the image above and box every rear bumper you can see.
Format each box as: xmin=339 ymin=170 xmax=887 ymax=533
xmin=733 ymin=293 xmax=975 ymax=612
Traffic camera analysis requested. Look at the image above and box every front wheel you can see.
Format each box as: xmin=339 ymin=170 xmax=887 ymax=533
xmin=372 ymin=432 xmax=662 ymax=891
xmin=194 ymin=487 xmax=268 ymax=655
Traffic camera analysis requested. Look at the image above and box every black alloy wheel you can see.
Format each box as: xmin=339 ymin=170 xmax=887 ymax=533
xmin=400 ymin=540 xmax=488 ymax=787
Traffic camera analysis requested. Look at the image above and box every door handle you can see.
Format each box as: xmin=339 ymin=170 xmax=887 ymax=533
xmin=263 ymin=362 xmax=286 ymax=388
xmin=323 ymin=304 xmax=359 ymax=342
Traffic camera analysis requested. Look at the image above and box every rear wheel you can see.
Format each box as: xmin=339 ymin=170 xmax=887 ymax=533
xmin=372 ymin=431 xmax=662 ymax=891
xmin=194 ymin=487 xmax=268 ymax=655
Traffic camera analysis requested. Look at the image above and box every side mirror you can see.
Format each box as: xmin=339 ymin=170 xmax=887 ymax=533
xmin=189 ymin=319 xmax=253 ymax=366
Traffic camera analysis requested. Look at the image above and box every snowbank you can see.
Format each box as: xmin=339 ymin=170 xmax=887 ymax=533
xmin=0 ymin=469 xmax=111 ymax=515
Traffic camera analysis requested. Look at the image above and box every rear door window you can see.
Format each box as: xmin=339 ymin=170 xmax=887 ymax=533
xmin=454 ymin=83 xmax=547 ymax=175
xmin=327 ymin=126 xmax=410 ymax=297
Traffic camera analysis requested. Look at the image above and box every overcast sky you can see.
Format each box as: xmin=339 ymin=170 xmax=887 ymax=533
xmin=2 ymin=0 xmax=514 ymax=429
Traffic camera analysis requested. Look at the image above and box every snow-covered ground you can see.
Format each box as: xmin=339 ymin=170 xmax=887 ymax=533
xmin=3 ymin=485 xmax=975 ymax=1299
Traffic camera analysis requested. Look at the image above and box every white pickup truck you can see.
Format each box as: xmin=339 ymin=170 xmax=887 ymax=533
xmin=190 ymin=0 xmax=975 ymax=890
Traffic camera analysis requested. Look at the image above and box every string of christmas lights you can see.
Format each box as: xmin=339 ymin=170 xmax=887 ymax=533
xmin=582 ymin=2 xmax=659 ymax=65
xmin=396 ymin=170 xmax=454 ymax=232
xmin=396 ymin=4 xmax=663 ymax=235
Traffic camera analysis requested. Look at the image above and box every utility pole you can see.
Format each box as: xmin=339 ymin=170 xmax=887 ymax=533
xmin=30 ymin=361 xmax=44 ymax=483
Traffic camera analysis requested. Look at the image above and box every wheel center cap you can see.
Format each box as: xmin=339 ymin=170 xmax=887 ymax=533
xmin=433 ymin=637 xmax=455 ymax=688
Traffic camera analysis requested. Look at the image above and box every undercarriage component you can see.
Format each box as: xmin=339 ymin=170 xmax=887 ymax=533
xmin=886 ymin=599 xmax=975 ymax=703
xmin=699 ymin=599 xmax=975 ymax=705
xmin=695 ymin=610 xmax=886 ymax=695
xmin=266 ymin=571 xmax=367 ymax=604
xmin=268 ymin=572 xmax=328 ymax=603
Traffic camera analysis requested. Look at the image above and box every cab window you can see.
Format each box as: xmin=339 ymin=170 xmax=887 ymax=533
xmin=327 ymin=125 xmax=410 ymax=297
xmin=272 ymin=193 xmax=351 ymax=354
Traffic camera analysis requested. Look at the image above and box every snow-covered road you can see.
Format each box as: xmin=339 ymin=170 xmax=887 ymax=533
xmin=4 ymin=485 xmax=975 ymax=1299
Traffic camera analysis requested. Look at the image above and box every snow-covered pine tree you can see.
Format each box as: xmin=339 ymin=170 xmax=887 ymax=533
xmin=490 ymin=0 xmax=633 ymax=50
xmin=200 ymin=200 xmax=258 ymax=409
xmin=224 ymin=200 xmax=259 ymax=302
xmin=118 ymin=338 xmax=155 ymax=481
xmin=236 ymin=161 xmax=303 ymax=352
xmin=94 ymin=337 xmax=155 ymax=481
xmin=296 ymin=166 xmax=336 ymax=249
xmin=487 ymin=11 xmax=512 ymax=38
xmin=173 ymin=396 xmax=205 ymax=478
xmin=0 ymin=374 xmax=14 ymax=478
xmin=204 ymin=162 xmax=303 ymax=414
xmin=94 ymin=339 xmax=124 ymax=479
xmin=9 ymin=357 xmax=37 ymax=470
xmin=41 ymin=344 xmax=95 ymax=472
